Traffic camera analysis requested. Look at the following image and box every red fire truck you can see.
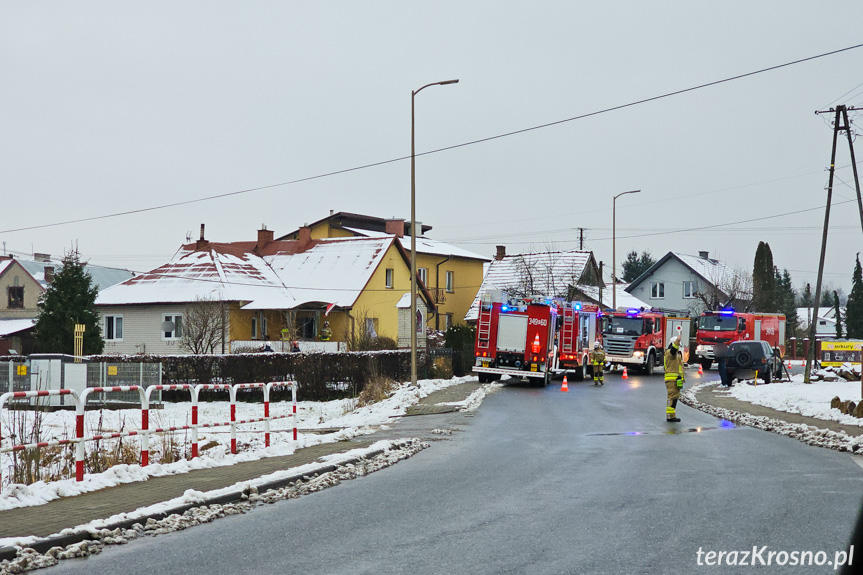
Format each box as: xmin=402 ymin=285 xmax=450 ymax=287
xmin=472 ymin=293 xmax=601 ymax=386
xmin=694 ymin=310 xmax=786 ymax=369
xmin=601 ymin=309 xmax=691 ymax=374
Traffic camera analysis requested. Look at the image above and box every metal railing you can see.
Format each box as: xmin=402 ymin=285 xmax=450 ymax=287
xmin=0 ymin=380 xmax=297 ymax=490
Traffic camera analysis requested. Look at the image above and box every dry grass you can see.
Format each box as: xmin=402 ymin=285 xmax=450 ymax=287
xmin=357 ymin=375 xmax=396 ymax=407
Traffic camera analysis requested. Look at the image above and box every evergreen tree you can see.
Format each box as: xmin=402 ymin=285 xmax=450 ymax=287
xmin=34 ymin=251 xmax=104 ymax=355
xmin=846 ymin=254 xmax=863 ymax=339
xmin=775 ymin=268 xmax=798 ymax=341
xmin=834 ymin=290 xmax=844 ymax=339
xmin=622 ymin=250 xmax=655 ymax=283
xmin=752 ymin=242 xmax=776 ymax=311
xmin=799 ymin=283 xmax=812 ymax=307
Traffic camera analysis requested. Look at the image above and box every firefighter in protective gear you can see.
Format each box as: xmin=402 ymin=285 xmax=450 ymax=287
xmin=590 ymin=341 xmax=605 ymax=386
xmin=664 ymin=335 xmax=685 ymax=422
xmin=319 ymin=321 xmax=332 ymax=341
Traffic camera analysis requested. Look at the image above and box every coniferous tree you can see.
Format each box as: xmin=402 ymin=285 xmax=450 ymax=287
xmin=834 ymin=290 xmax=844 ymax=339
xmin=622 ymin=250 xmax=655 ymax=283
xmin=846 ymin=254 xmax=863 ymax=339
xmin=775 ymin=268 xmax=798 ymax=342
xmin=752 ymin=242 xmax=776 ymax=311
xmin=34 ymin=251 xmax=104 ymax=354
xmin=800 ymin=283 xmax=813 ymax=307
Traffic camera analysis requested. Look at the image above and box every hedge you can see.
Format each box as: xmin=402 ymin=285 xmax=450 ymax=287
xmin=85 ymin=350 xmax=415 ymax=402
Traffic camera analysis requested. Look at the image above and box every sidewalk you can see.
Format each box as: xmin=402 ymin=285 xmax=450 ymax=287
xmin=0 ymin=381 xmax=482 ymax=555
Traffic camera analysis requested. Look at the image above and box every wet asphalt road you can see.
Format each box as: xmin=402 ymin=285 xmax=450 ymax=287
xmin=49 ymin=370 xmax=863 ymax=575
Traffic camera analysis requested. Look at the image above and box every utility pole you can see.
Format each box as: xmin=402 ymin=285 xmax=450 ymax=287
xmin=806 ymin=105 xmax=861 ymax=382
xmin=577 ymin=227 xmax=585 ymax=251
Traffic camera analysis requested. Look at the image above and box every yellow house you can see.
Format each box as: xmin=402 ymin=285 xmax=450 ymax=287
xmin=279 ymin=212 xmax=489 ymax=331
xmin=0 ymin=257 xmax=44 ymax=320
xmin=96 ymin=226 xmax=437 ymax=354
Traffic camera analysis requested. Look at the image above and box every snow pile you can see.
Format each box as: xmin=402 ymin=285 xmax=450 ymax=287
xmin=0 ymin=376 xmax=476 ymax=512
xmin=438 ymin=382 xmax=502 ymax=412
xmin=725 ymin=374 xmax=863 ymax=427
xmin=0 ymin=439 xmax=428 ymax=573
xmin=812 ymin=363 xmax=862 ymax=382
xmin=681 ymin=381 xmax=863 ymax=452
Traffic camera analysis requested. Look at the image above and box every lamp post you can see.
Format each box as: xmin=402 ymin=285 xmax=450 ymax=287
xmin=612 ymin=189 xmax=641 ymax=310
xmin=411 ymin=79 xmax=459 ymax=386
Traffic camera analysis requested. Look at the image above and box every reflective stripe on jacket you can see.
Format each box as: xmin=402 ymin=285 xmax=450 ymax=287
xmin=664 ymin=347 xmax=685 ymax=381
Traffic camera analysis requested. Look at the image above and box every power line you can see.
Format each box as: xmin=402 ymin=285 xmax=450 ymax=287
xmin=2 ymin=43 xmax=862 ymax=236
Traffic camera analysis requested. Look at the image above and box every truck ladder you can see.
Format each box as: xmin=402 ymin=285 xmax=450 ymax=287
xmin=477 ymin=304 xmax=493 ymax=348
xmin=560 ymin=302 xmax=576 ymax=355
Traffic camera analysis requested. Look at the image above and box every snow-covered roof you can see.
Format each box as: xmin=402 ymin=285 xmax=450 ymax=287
xmin=0 ymin=260 xmax=13 ymax=277
xmin=571 ymin=283 xmax=649 ymax=311
xmin=627 ymin=251 xmax=746 ymax=299
xmin=797 ymin=306 xmax=844 ymax=336
xmin=18 ymin=260 xmax=133 ymax=291
xmin=0 ymin=318 xmax=35 ymax=337
xmin=340 ymin=227 xmax=488 ymax=262
xmin=465 ymin=251 xmax=595 ymax=321
xmin=96 ymin=236 xmax=395 ymax=309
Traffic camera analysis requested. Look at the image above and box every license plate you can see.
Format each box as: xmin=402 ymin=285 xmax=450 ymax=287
xmin=531 ymin=364 xmax=537 ymax=372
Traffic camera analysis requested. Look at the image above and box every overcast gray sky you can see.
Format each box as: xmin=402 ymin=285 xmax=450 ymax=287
xmin=2 ymin=1 xmax=862 ymax=294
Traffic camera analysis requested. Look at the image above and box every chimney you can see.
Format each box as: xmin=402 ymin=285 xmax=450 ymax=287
xmin=329 ymin=209 xmax=334 ymax=216
xmin=257 ymin=224 xmax=274 ymax=250
xmin=699 ymin=251 xmax=709 ymax=259
xmin=495 ymin=245 xmax=506 ymax=261
xmin=385 ymin=219 xmax=405 ymax=238
xmin=298 ymin=226 xmax=312 ymax=247
xmin=44 ymin=266 xmax=55 ymax=284
xmin=34 ymin=252 xmax=51 ymax=262
xmin=196 ymin=223 xmax=209 ymax=250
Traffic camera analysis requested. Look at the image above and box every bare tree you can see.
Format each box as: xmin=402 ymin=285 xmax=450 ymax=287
xmin=499 ymin=247 xmax=588 ymax=300
xmin=180 ymin=297 xmax=227 ymax=354
xmin=691 ymin=265 xmax=753 ymax=316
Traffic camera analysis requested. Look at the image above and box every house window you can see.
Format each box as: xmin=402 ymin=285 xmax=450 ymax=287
xmin=416 ymin=309 xmax=424 ymax=332
xmin=444 ymin=313 xmax=453 ymax=330
xmin=7 ymin=286 xmax=23 ymax=309
xmin=163 ymin=314 xmax=183 ymax=340
xmin=445 ymin=270 xmax=454 ymax=293
xmin=682 ymin=281 xmax=695 ymax=299
xmin=105 ymin=315 xmax=124 ymax=341
xmin=261 ymin=316 xmax=268 ymax=340
xmin=650 ymin=282 xmax=665 ymax=299
xmin=251 ymin=317 xmax=258 ymax=339
xmin=385 ymin=268 xmax=394 ymax=289
xmin=418 ymin=268 xmax=428 ymax=285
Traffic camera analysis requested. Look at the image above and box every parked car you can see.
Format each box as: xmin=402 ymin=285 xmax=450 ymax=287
xmin=725 ymin=340 xmax=782 ymax=383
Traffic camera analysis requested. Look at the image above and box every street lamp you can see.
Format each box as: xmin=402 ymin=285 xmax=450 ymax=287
xmin=411 ymin=79 xmax=459 ymax=386
xmin=612 ymin=189 xmax=641 ymax=310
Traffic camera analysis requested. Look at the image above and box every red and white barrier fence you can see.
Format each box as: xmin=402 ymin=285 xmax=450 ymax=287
xmin=0 ymin=381 xmax=297 ymax=490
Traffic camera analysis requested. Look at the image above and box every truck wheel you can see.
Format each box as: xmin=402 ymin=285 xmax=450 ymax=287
xmin=645 ymin=352 xmax=655 ymax=375
xmin=477 ymin=373 xmax=489 ymax=384
xmin=700 ymin=359 xmax=712 ymax=371
xmin=574 ymin=361 xmax=586 ymax=381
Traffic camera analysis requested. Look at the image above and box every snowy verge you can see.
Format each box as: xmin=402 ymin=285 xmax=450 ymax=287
xmin=0 ymin=439 xmax=429 ymax=572
xmin=681 ymin=381 xmax=863 ymax=452
xmin=725 ymin=373 xmax=863 ymax=427
xmin=437 ymin=383 xmax=502 ymax=412
xmin=0 ymin=375 xmax=475 ymax=512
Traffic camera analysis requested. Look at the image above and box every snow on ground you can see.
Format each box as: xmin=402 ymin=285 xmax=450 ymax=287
xmin=0 ymin=375 xmax=477 ymax=512
xmin=726 ymin=367 xmax=863 ymax=426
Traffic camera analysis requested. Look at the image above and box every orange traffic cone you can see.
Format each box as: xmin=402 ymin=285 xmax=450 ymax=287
xmin=561 ymin=375 xmax=569 ymax=392
xmin=697 ymin=363 xmax=703 ymax=376
xmin=787 ymin=360 xmax=792 ymax=369
xmin=622 ymin=366 xmax=629 ymax=380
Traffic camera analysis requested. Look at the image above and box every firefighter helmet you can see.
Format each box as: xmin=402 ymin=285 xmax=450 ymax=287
xmin=594 ymin=341 xmax=602 ymax=350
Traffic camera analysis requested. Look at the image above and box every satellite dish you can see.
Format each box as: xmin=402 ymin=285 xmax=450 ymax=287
xmin=161 ymin=320 xmax=175 ymax=332
xmin=185 ymin=231 xmax=193 ymax=242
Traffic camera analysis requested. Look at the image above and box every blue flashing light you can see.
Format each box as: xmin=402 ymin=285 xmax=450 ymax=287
xmin=627 ymin=308 xmax=639 ymax=315
xmin=719 ymin=308 xmax=735 ymax=316
xmin=501 ymin=306 xmax=509 ymax=312
xmin=574 ymin=302 xmax=582 ymax=311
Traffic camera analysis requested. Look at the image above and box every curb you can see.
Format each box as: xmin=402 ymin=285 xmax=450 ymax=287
xmin=0 ymin=448 xmax=386 ymax=562
xmin=681 ymin=381 xmax=863 ymax=452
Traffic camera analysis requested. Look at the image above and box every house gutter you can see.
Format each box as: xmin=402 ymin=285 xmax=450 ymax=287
xmin=434 ymin=256 xmax=451 ymax=330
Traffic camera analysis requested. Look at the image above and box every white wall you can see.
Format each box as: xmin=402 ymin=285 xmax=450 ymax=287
xmin=98 ymin=305 xmax=196 ymax=355
xmin=628 ymin=258 xmax=703 ymax=315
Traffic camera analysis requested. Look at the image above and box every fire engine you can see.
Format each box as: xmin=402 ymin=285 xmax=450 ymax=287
xmin=694 ymin=310 xmax=786 ymax=369
xmin=472 ymin=292 xmax=601 ymax=386
xmin=601 ymin=309 xmax=691 ymax=374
